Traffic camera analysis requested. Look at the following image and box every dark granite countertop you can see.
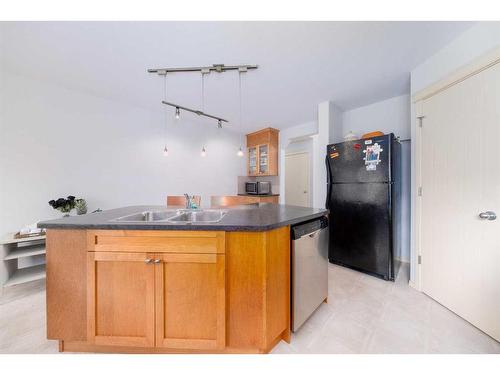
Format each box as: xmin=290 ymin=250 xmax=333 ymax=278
xmin=37 ymin=204 xmax=327 ymax=232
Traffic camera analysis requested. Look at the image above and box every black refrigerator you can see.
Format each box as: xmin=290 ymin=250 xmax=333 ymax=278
xmin=325 ymin=133 xmax=401 ymax=281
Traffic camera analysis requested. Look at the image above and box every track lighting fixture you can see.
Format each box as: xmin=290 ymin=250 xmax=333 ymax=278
xmin=149 ymin=64 xmax=258 ymax=157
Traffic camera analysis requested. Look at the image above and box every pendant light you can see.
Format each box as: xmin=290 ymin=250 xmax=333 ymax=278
xmin=200 ymin=71 xmax=207 ymax=156
xmin=237 ymin=69 xmax=245 ymax=157
xmin=163 ymin=74 xmax=169 ymax=156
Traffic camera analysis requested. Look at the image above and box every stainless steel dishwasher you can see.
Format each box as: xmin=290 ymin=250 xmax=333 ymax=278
xmin=291 ymin=216 xmax=329 ymax=332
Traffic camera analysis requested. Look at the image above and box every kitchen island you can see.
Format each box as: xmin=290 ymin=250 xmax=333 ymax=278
xmin=38 ymin=203 xmax=327 ymax=354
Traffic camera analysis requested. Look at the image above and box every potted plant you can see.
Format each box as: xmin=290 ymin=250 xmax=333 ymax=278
xmin=75 ymin=198 xmax=88 ymax=215
xmin=48 ymin=196 xmax=76 ymax=217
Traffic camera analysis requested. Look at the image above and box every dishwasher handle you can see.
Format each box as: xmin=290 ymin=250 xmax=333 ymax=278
xmin=291 ymin=216 xmax=328 ymax=240
xmin=307 ymin=229 xmax=323 ymax=238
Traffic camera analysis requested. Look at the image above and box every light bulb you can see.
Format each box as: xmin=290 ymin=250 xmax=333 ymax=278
xmin=175 ymin=107 xmax=180 ymax=120
xmin=237 ymin=147 xmax=244 ymax=157
xmin=201 ymin=146 xmax=207 ymax=157
xmin=163 ymin=146 xmax=169 ymax=156
xmin=217 ymin=119 xmax=222 ymax=129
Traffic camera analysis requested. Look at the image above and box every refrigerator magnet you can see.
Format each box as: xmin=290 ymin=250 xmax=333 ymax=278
xmin=330 ymin=152 xmax=339 ymax=158
xmin=363 ymin=143 xmax=383 ymax=171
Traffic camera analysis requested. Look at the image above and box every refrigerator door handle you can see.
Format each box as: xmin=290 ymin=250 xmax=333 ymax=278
xmin=325 ymin=155 xmax=332 ymax=209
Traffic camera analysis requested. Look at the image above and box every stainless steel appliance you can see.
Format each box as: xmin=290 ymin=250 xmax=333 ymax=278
xmin=291 ymin=217 xmax=329 ymax=332
xmin=245 ymin=181 xmax=271 ymax=195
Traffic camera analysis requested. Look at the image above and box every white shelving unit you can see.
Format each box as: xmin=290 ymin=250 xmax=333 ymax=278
xmin=1 ymin=232 xmax=46 ymax=289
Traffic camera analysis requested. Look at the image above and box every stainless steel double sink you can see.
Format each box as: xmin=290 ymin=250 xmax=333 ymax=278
xmin=112 ymin=209 xmax=227 ymax=224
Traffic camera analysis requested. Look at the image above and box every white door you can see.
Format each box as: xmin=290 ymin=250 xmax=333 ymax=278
xmin=419 ymin=61 xmax=500 ymax=341
xmin=285 ymin=152 xmax=310 ymax=207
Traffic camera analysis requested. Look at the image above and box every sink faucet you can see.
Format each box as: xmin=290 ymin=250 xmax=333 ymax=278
xmin=184 ymin=194 xmax=197 ymax=209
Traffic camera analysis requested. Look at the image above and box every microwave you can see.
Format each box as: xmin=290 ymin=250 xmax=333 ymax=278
xmin=245 ymin=181 xmax=271 ymax=195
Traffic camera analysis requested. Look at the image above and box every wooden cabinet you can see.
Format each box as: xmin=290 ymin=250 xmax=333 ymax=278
xmin=155 ymin=253 xmax=225 ymax=350
xmin=246 ymin=128 xmax=279 ymax=176
xmin=86 ymin=231 xmax=225 ymax=350
xmin=211 ymin=195 xmax=280 ymax=207
xmin=87 ymin=252 xmax=156 ymax=347
xmin=48 ymin=228 xmax=290 ymax=354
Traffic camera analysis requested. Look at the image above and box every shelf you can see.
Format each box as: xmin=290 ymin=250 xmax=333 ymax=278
xmin=4 ymin=244 xmax=46 ymax=260
xmin=0 ymin=232 xmax=46 ymax=245
xmin=4 ymin=264 xmax=46 ymax=287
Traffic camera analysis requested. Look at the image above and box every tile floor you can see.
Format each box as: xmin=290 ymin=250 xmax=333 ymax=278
xmin=1 ymin=263 xmax=499 ymax=354
xmin=272 ymin=263 xmax=500 ymax=354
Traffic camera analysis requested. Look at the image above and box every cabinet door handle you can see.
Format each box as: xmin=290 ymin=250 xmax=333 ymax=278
xmin=144 ymin=258 xmax=153 ymax=264
xmin=153 ymin=259 xmax=161 ymax=264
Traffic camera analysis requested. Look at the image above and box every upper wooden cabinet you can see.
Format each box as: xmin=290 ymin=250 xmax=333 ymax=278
xmin=246 ymin=128 xmax=279 ymax=176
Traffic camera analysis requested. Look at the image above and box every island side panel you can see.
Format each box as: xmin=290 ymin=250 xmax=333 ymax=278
xmin=265 ymin=226 xmax=291 ymax=349
xmin=226 ymin=231 xmax=267 ymax=351
xmin=226 ymin=227 xmax=291 ymax=353
xmin=46 ymin=229 xmax=88 ymax=341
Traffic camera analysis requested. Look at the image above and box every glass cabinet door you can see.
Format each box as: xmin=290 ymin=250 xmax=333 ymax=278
xmin=258 ymin=144 xmax=268 ymax=174
xmin=248 ymin=147 xmax=258 ymax=175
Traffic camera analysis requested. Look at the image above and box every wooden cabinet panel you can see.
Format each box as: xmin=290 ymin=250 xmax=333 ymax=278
xmin=225 ymin=226 xmax=290 ymax=352
xmin=246 ymin=128 xmax=279 ymax=176
xmin=46 ymin=229 xmax=87 ymax=341
xmin=211 ymin=195 xmax=279 ymax=207
xmin=88 ymin=230 xmax=225 ymax=254
xmin=259 ymin=196 xmax=279 ymax=204
xmin=225 ymin=231 xmax=266 ymax=349
xmin=155 ymin=253 xmax=225 ymax=350
xmin=265 ymin=227 xmax=291 ymax=346
xmin=87 ymin=252 xmax=155 ymax=347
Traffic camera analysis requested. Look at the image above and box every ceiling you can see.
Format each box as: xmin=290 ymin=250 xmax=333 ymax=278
xmin=0 ymin=21 xmax=473 ymax=132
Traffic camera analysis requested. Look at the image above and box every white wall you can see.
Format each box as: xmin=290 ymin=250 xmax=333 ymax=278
xmin=342 ymin=94 xmax=411 ymax=263
xmin=342 ymin=95 xmax=411 ymax=140
xmin=409 ymin=23 xmax=500 ymax=287
xmin=329 ymin=102 xmax=344 ymax=144
xmin=0 ymin=70 xmax=245 ymax=236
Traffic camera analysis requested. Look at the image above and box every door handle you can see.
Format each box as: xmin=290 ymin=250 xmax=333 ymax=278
xmin=144 ymin=258 xmax=153 ymax=264
xmin=479 ymin=211 xmax=497 ymax=221
xmin=153 ymin=259 xmax=161 ymax=264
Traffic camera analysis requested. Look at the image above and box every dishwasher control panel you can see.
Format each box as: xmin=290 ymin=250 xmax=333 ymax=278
xmin=291 ymin=216 xmax=328 ymax=240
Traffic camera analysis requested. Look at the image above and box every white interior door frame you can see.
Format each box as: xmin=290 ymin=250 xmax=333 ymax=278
xmin=412 ymin=46 xmax=500 ymax=291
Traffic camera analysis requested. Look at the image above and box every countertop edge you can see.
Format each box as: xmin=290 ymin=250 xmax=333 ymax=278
xmin=38 ymin=211 xmax=327 ymax=232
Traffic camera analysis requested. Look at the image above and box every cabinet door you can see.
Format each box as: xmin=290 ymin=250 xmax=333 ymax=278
xmin=258 ymin=144 xmax=269 ymax=175
xmin=248 ymin=146 xmax=258 ymax=175
xmin=155 ymin=253 xmax=225 ymax=350
xmin=87 ymin=252 xmax=155 ymax=347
